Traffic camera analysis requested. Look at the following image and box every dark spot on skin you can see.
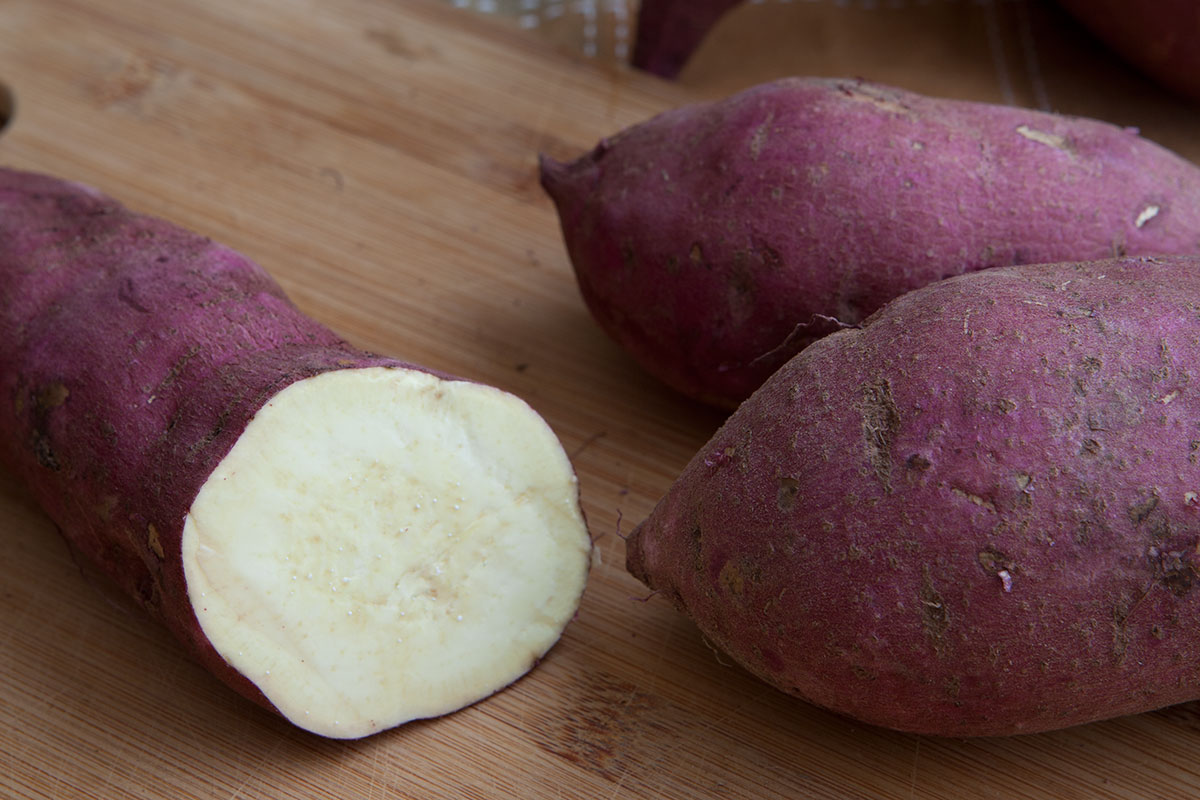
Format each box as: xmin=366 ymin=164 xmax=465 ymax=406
xmin=703 ymin=446 xmax=736 ymax=467
xmin=29 ymin=382 xmax=70 ymax=471
xmin=919 ymin=569 xmax=950 ymax=648
xmin=861 ymin=380 xmax=900 ymax=491
xmin=36 ymin=383 xmax=69 ymax=412
xmin=1082 ymin=356 xmax=1103 ymax=374
xmin=689 ymin=242 xmax=703 ymax=265
xmin=950 ymin=486 xmax=997 ymax=512
xmin=851 ymin=665 xmax=875 ymax=680
xmin=135 ymin=573 xmax=158 ymax=608
xmin=777 ymin=477 xmax=799 ymax=511
xmin=689 ymin=525 xmax=703 ymax=572
xmin=719 ymin=560 xmax=745 ymax=597
xmin=147 ymin=523 xmax=165 ymax=559
xmin=749 ymin=114 xmax=772 ymax=160
xmin=759 ymin=243 xmax=782 ymax=270
xmin=906 ymin=453 xmax=932 ymax=472
xmin=187 ymin=413 xmax=229 ymax=460
xmin=1129 ymin=494 xmax=1160 ymax=526
xmin=99 ymin=419 xmax=118 ymax=447
xmin=1112 ymin=597 xmax=1134 ymax=663
xmin=1081 ymin=438 xmax=1101 ymax=456
xmin=729 ymin=266 xmax=753 ymax=296
xmin=1148 ymin=517 xmax=1171 ymax=542
xmin=977 ymin=548 xmax=1014 ymax=574
xmin=33 ymin=435 xmax=60 ymax=470
xmin=1154 ymin=549 xmax=1198 ymax=597
xmin=995 ymin=398 xmax=1017 ymax=414
xmin=155 ymin=345 xmax=201 ymax=394
xmin=94 ymin=495 xmax=119 ymax=522
xmin=620 ymin=240 xmax=635 ymax=268
xmin=117 ymin=277 xmax=152 ymax=313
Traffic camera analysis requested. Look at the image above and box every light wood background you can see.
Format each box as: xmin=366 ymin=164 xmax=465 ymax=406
xmin=2 ymin=1 xmax=1200 ymax=798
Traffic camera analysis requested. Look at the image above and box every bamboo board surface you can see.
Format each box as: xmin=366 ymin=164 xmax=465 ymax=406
xmin=2 ymin=1 xmax=1200 ymax=798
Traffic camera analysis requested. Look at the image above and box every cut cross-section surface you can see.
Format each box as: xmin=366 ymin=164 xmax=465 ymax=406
xmin=181 ymin=366 xmax=591 ymax=739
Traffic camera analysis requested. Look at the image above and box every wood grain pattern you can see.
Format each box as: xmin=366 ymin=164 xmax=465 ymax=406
xmin=1 ymin=1 xmax=1199 ymax=798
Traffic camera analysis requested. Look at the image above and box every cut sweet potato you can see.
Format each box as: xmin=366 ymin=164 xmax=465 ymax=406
xmin=0 ymin=167 xmax=591 ymax=739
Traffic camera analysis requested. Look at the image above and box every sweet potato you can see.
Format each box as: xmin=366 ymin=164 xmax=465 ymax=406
xmin=631 ymin=0 xmax=744 ymax=78
xmin=0 ymin=167 xmax=592 ymax=739
xmin=540 ymin=78 xmax=1200 ymax=407
xmin=1057 ymin=0 xmax=1200 ymax=103
xmin=626 ymin=254 xmax=1200 ymax=736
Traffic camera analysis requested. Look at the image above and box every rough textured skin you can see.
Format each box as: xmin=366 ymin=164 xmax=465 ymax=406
xmin=541 ymin=78 xmax=1200 ymax=407
xmin=627 ymin=256 xmax=1200 ymax=736
xmin=631 ymin=0 xmax=744 ymax=78
xmin=1057 ymin=0 xmax=1200 ymax=103
xmin=0 ymin=167 xmax=430 ymax=716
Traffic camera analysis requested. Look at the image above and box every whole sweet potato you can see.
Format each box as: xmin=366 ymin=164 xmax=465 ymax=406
xmin=0 ymin=167 xmax=592 ymax=739
xmin=1057 ymin=0 xmax=1200 ymax=103
xmin=541 ymin=78 xmax=1200 ymax=407
xmin=627 ymin=255 xmax=1200 ymax=736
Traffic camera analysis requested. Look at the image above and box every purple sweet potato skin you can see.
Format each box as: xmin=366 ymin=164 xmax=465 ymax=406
xmin=631 ymin=0 xmax=745 ymax=78
xmin=1057 ymin=0 xmax=1200 ymax=103
xmin=0 ymin=167 xmax=422 ymax=715
xmin=626 ymin=255 xmax=1200 ymax=736
xmin=541 ymin=78 xmax=1200 ymax=407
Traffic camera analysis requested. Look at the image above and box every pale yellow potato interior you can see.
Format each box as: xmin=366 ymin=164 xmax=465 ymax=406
xmin=180 ymin=367 xmax=590 ymax=739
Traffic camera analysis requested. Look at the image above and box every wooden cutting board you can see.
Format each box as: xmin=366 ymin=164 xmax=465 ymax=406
xmin=2 ymin=1 xmax=1200 ymax=798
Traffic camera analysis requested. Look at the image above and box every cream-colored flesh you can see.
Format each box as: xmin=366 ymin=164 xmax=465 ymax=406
xmin=181 ymin=367 xmax=590 ymax=739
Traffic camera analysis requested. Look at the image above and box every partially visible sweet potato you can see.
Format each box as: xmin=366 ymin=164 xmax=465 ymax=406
xmin=1057 ymin=0 xmax=1200 ymax=103
xmin=627 ymin=255 xmax=1200 ymax=737
xmin=0 ymin=167 xmax=592 ymax=739
xmin=631 ymin=0 xmax=744 ymax=78
xmin=541 ymin=78 xmax=1200 ymax=407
